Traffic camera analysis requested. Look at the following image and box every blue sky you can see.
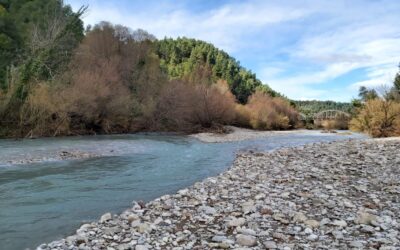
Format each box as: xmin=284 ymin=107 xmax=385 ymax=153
xmin=65 ymin=0 xmax=400 ymax=102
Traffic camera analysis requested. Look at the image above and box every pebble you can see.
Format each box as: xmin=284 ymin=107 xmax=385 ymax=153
xmin=135 ymin=245 xmax=148 ymax=250
xmin=355 ymin=212 xmax=377 ymax=225
xmin=349 ymin=241 xmax=364 ymax=248
xmin=332 ymin=219 xmax=347 ymax=227
xmin=305 ymin=219 xmax=319 ymax=228
xmin=100 ymin=213 xmax=112 ymax=223
xmin=236 ymin=234 xmax=257 ymax=247
xmin=263 ymin=240 xmax=277 ymax=249
xmin=228 ymin=217 xmax=246 ymax=227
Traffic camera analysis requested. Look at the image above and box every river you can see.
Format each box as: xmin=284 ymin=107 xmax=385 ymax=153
xmin=0 ymin=131 xmax=366 ymax=250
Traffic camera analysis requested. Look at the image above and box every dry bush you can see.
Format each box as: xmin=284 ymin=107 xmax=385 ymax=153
xmin=234 ymin=104 xmax=251 ymax=128
xmin=63 ymin=58 xmax=133 ymax=134
xmin=243 ymin=91 xmax=299 ymax=130
xmin=57 ymin=22 xmax=163 ymax=134
xmin=192 ymin=80 xmax=236 ymax=128
xmin=314 ymin=115 xmax=349 ymax=130
xmin=350 ymin=99 xmax=400 ymax=137
xmin=20 ymin=83 xmax=70 ymax=137
xmin=152 ymin=80 xmax=236 ymax=132
xmin=316 ymin=119 xmax=348 ymax=130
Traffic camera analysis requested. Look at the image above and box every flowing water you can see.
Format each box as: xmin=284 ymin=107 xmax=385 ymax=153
xmin=0 ymin=131 xmax=366 ymax=250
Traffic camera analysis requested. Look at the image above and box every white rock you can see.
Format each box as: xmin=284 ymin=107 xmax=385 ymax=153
xmin=200 ymin=206 xmax=217 ymax=215
xmin=305 ymin=219 xmax=319 ymax=228
xmin=100 ymin=213 xmax=112 ymax=223
xmin=236 ymin=234 xmax=257 ymax=247
xmin=355 ymin=212 xmax=377 ymax=225
xmin=304 ymin=228 xmax=313 ymax=234
xmin=349 ymin=241 xmax=363 ymax=248
xmin=238 ymin=228 xmax=257 ymax=236
xmin=228 ymin=217 xmax=246 ymax=227
xmin=127 ymin=214 xmax=139 ymax=223
xmin=211 ymin=235 xmax=227 ymax=242
xmin=263 ymin=240 xmax=277 ymax=249
xmin=306 ymin=234 xmax=318 ymax=241
xmin=332 ymin=219 xmax=347 ymax=227
xmin=293 ymin=212 xmax=307 ymax=223
xmin=135 ymin=245 xmax=148 ymax=250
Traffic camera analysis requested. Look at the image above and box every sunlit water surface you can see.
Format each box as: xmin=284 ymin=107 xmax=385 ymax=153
xmin=0 ymin=131 xmax=367 ymax=250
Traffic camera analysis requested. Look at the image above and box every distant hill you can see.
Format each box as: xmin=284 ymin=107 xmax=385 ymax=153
xmin=293 ymin=100 xmax=353 ymax=117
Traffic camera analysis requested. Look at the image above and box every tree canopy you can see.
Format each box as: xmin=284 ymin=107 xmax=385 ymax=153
xmin=0 ymin=0 xmax=84 ymax=90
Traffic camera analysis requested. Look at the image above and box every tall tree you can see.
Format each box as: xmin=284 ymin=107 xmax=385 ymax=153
xmin=394 ymin=64 xmax=400 ymax=92
xmin=359 ymin=86 xmax=378 ymax=102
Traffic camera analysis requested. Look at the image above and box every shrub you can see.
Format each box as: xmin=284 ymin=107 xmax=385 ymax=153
xmin=62 ymin=58 xmax=133 ymax=134
xmin=152 ymin=80 xmax=236 ymax=132
xmin=350 ymin=99 xmax=400 ymax=137
xmin=315 ymin=119 xmax=348 ymax=130
xmin=20 ymin=83 xmax=69 ymax=137
xmin=234 ymin=104 xmax=251 ymax=128
xmin=242 ymin=91 xmax=299 ymax=130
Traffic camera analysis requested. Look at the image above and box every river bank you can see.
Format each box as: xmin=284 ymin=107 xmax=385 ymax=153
xmin=37 ymin=137 xmax=400 ymax=249
xmin=190 ymin=126 xmax=350 ymax=143
xmin=190 ymin=126 xmax=308 ymax=143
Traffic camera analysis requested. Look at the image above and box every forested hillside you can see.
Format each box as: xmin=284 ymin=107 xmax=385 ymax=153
xmin=0 ymin=0 xmax=298 ymax=138
xmin=156 ymin=38 xmax=279 ymax=103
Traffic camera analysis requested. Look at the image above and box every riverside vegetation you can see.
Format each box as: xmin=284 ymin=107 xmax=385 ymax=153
xmin=1 ymin=0 xmax=400 ymax=138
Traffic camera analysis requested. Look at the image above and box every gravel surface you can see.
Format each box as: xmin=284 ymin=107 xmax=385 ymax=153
xmin=190 ymin=126 xmax=307 ymax=143
xmin=190 ymin=126 xmax=345 ymax=143
xmin=2 ymin=150 xmax=99 ymax=165
xmin=38 ymin=138 xmax=400 ymax=250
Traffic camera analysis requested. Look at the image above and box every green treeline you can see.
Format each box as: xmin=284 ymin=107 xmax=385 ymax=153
xmin=293 ymin=100 xmax=353 ymax=117
xmin=0 ymin=1 xmax=299 ymax=138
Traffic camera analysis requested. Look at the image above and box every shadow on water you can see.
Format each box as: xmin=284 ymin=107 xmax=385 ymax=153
xmin=0 ymin=132 xmax=367 ymax=250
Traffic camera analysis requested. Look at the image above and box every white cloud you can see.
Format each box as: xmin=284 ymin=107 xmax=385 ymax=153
xmin=67 ymin=0 xmax=313 ymax=52
xmin=66 ymin=0 xmax=400 ymax=101
xmin=262 ymin=1 xmax=400 ymax=100
xmin=350 ymin=64 xmax=398 ymax=90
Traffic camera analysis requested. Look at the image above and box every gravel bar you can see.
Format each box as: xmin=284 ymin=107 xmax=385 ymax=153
xmin=38 ymin=138 xmax=400 ymax=250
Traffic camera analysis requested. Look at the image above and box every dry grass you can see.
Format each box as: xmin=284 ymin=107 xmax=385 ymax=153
xmin=236 ymin=91 xmax=299 ymax=130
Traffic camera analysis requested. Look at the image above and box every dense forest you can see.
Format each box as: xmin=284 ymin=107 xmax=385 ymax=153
xmin=0 ymin=0 xmax=298 ymax=138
